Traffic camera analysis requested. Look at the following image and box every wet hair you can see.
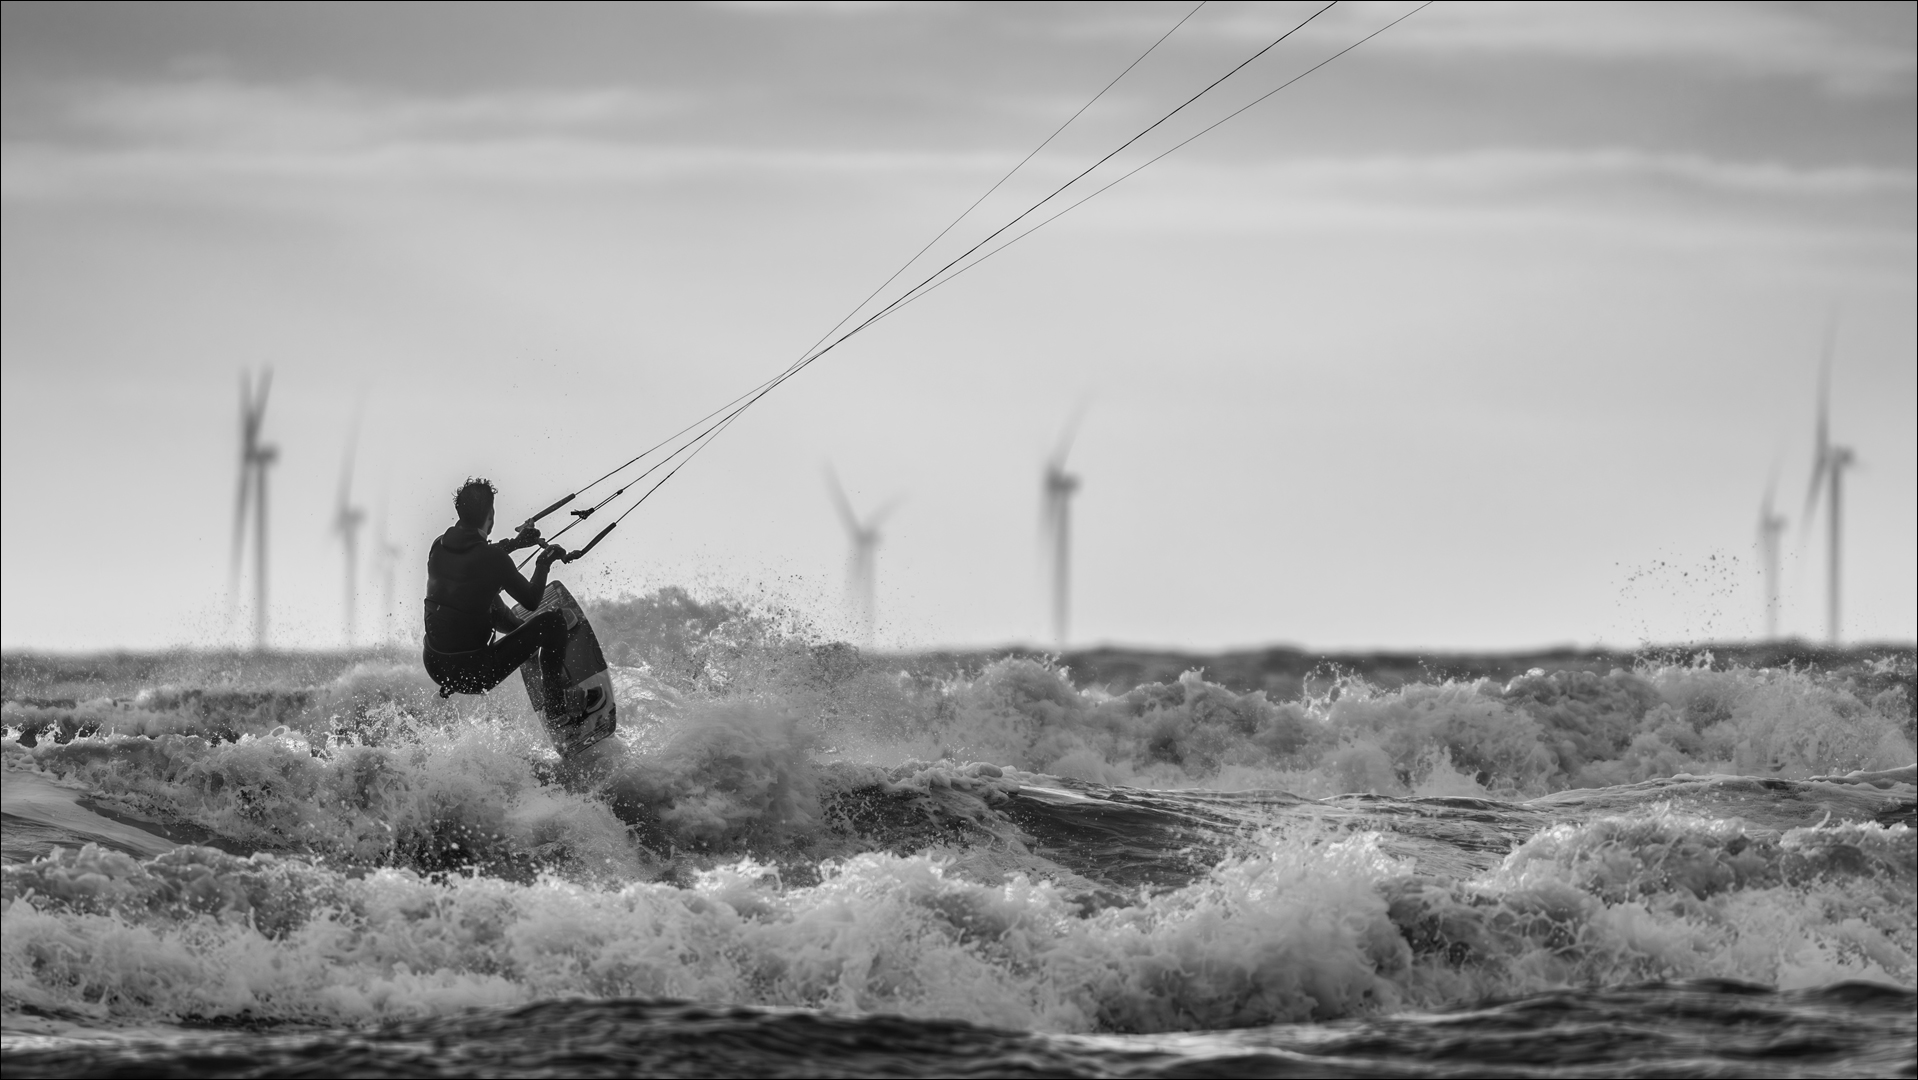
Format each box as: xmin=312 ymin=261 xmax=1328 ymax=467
xmin=455 ymin=477 xmax=496 ymax=527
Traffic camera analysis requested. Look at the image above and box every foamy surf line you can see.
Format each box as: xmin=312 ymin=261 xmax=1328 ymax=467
xmin=4 ymin=804 xmax=1911 ymax=1028
xmin=3 ymin=620 xmax=1913 ymax=1075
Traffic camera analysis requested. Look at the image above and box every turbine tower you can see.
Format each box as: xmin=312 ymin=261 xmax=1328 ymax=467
xmin=1756 ymin=479 xmax=1786 ymax=640
xmin=231 ymin=369 xmax=277 ymax=651
xmin=1041 ymin=410 xmax=1084 ymax=650
xmin=827 ymin=468 xmax=899 ymax=647
xmin=332 ymin=425 xmax=366 ymax=647
xmin=1802 ymin=319 xmax=1855 ymax=646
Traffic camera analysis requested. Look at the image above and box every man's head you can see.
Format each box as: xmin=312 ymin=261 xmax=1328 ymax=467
xmin=455 ymin=478 xmax=497 ymax=532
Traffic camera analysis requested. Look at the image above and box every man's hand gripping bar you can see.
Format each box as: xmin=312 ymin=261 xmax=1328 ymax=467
xmin=528 ymin=522 xmax=614 ymax=566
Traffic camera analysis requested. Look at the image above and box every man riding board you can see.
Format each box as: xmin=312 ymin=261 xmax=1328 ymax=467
xmin=422 ymin=478 xmax=581 ymax=714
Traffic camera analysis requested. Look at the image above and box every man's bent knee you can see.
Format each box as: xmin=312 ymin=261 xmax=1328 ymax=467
xmin=526 ymin=608 xmax=569 ymax=647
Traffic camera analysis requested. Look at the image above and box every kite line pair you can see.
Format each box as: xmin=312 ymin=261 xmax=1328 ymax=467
xmin=519 ymin=0 xmax=1431 ymax=569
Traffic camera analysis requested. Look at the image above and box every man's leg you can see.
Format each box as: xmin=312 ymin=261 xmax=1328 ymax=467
xmin=425 ymin=609 xmax=569 ymax=701
xmin=485 ymin=609 xmax=569 ymax=708
xmin=424 ymin=646 xmax=501 ymax=697
xmin=526 ymin=610 xmax=571 ymax=711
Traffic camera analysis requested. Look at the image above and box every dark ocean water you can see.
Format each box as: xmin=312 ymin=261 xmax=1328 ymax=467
xmin=3 ymin=616 xmax=1913 ymax=1077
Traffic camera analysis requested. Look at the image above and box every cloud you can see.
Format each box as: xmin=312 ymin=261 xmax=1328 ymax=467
xmin=979 ymin=146 xmax=1915 ymax=263
xmin=57 ymin=79 xmax=694 ymax=152
xmin=6 ymin=78 xmax=1910 ymax=265
xmin=1068 ymin=2 xmax=1916 ymax=96
xmin=0 ymin=78 xmax=1027 ymax=199
xmin=1306 ymin=1 xmax=1916 ymax=94
xmin=1254 ymin=147 xmax=1916 ymax=199
xmin=15 ymin=76 xmax=1910 ymax=187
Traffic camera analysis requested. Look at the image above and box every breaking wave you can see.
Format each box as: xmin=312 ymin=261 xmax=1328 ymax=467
xmin=3 ymin=587 xmax=1913 ymax=1043
xmin=4 ymin=814 xmax=1909 ymax=1032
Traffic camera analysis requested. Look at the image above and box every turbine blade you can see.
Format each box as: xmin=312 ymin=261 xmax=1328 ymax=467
xmin=1050 ymin=399 xmax=1091 ymax=468
xmin=239 ymin=372 xmax=254 ymax=452
xmin=824 ymin=466 xmax=860 ymax=535
xmin=1814 ymin=389 xmax=1830 ymax=467
xmin=1803 ymin=315 xmax=1839 ymax=521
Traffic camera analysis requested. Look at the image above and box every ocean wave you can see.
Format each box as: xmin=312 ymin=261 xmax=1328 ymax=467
xmin=9 ymin=647 xmax=1910 ymax=806
xmin=5 ymin=812 xmax=1911 ymax=1032
xmin=4 ymin=596 xmax=1912 ymax=1046
xmin=4 ymin=617 xmax=1912 ymax=899
xmin=1389 ymin=811 xmax=1917 ymax=999
xmin=5 ymin=722 xmax=1064 ymax=891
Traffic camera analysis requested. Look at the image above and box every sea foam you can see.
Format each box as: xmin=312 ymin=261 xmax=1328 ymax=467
xmin=5 ymin=812 xmax=1911 ymax=1032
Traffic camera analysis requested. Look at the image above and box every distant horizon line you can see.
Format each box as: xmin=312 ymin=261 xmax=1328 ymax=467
xmin=4 ymin=637 xmax=1913 ymax=661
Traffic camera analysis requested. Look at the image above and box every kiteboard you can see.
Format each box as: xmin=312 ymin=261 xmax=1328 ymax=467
xmin=511 ymin=581 xmax=618 ymax=759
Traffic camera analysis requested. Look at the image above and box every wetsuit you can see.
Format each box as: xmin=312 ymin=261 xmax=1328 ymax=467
xmin=421 ymin=524 xmax=568 ymax=704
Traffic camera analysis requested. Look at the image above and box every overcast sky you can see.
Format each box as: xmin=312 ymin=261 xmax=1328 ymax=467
xmin=3 ymin=1 xmax=1913 ymax=653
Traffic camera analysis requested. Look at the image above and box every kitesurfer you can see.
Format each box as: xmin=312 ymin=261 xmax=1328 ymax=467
xmin=422 ymin=478 xmax=581 ymax=713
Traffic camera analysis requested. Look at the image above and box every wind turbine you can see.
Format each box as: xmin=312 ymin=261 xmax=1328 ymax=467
xmin=1041 ymin=408 xmax=1085 ymax=650
xmin=1802 ymin=318 xmax=1855 ymax=646
xmin=1756 ymin=476 xmax=1786 ymax=640
xmin=332 ymin=423 xmax=366 ymax=647
xmin=826 ymin=467 xmax=900 ymax=647
xmin=231 ymin=369 xmax=277 ymax=651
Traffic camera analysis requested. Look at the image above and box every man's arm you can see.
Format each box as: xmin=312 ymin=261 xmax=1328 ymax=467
xmin=494 ymin=543 xmax=558 ymax=611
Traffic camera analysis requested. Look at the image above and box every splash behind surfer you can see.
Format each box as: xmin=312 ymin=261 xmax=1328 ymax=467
xmin=422 ymin=478 xmax=579 ymax=713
